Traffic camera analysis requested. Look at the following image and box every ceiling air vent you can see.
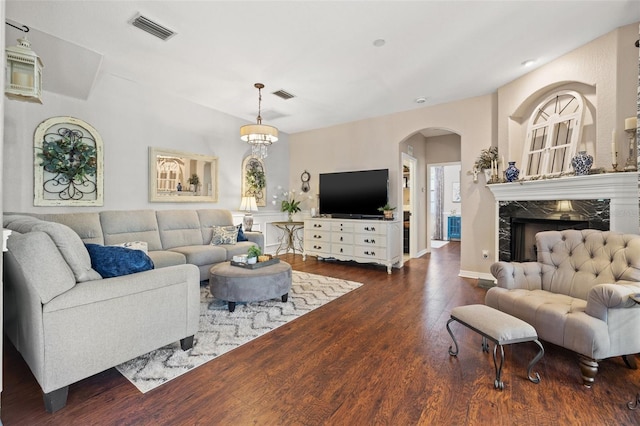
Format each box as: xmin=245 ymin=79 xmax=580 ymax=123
xmin=272 ymin=89 xmax=295 ymax=100
xmin=130 ymin=14 xmax=177 ymax=41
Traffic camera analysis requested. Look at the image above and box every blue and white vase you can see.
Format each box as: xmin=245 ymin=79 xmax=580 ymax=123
xmin=571 ymin=151 xmax=593 ymax=176
xmin=504 ymin=161 xmax=520 ymax=182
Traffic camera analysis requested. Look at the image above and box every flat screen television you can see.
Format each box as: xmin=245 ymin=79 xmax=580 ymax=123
xmin=319 ymin=169 xmax=389 ymax=219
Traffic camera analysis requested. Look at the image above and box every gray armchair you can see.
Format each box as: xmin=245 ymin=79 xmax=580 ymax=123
xmin=487 ymin=229 xmax=640 ymax=386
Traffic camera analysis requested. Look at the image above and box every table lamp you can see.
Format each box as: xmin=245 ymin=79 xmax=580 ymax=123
xmin=556 ymin=200 xmax=573 ymax=220
xmin=239 ymin=196 xmax=258 ymax=231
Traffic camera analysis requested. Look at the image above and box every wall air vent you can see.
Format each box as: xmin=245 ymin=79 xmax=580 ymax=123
xmin=130 ymin=13 xmax=177 ymax=41
xmin=272 ymin=89 xmax=295 ymax=100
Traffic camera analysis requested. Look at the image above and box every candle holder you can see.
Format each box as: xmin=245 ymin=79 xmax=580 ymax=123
xmin=624 ymin=128 xmax=638 ymax=172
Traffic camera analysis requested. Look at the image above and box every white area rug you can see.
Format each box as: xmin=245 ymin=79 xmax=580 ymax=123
xmin=431 ymin=240 xmax=449 ymax=248
xmin=116 ymin=271 xmax=362 ymax=393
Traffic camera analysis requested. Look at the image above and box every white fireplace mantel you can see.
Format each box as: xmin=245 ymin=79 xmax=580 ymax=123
xmin=487 ymin=172 xmax=640 ymax=234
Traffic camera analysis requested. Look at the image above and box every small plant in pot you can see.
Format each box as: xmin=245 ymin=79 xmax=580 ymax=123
xmin=187 ymin=174 xmax=200 ymax=192
xmin=247 ymin=245 xmax=262 ymax=264
xmin=378 ymin=203 xmax=396 ymax=220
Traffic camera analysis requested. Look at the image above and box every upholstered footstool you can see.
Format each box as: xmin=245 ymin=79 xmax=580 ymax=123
xmin=446 ymin=304 xmax=544 ymax=390
xmin=209 ymin=261 xmax=292 ymax=312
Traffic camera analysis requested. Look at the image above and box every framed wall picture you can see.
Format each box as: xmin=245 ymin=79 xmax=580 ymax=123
xmin=33 ymin=116 xmax=104 ymax=206
xmin=452 ymin=182 xmax=461 ymax=203
xmin=242 ymin=156 xmax=266 ymax=207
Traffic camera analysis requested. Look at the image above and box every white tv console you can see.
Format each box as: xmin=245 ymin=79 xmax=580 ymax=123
xmin=303 ymin=217 xmax=402 ymax=274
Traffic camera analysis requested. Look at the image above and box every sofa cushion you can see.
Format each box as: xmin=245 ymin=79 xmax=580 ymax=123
xmin=112 ymin=241 xmax=148 ymax=253
xmin=197 ymin=209 xmax=235 ymax=244
xmin=39 ymin=212 xmax=104 ymax=245
xmin=147 ymin=250 xmax=187 ymax=269
xmin=100 ymin=210 xmax=163 ymax=250
xmin=210 ymin=225 xmax=238 ymax=245
xmin=168 ymin=245 xmax=227 ymax=266
xmin=156 ymin=210 xmax=203 ymax=249
xmin=224 ymin=241 xmax=258 ymax=259
xmin=5 ymin=216 xmax=101 ymax=282
xmin=85 ymin=244 xmax=154 ymax=278
xmin=6 ymin=231 xmax=78 ymax=303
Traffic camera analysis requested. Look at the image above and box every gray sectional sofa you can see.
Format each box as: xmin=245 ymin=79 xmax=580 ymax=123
xmin=2 ymin=208 xmax=263 ymax=412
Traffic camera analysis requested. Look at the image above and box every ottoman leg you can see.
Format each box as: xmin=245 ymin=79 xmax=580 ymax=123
xmin=446 ymin=318 xmax=459 ymax=356
xmin=282 ymin=293 xmax=288 ymax=302
xmin=493 ymin=344 xmax=505 ymax=390
xmin=527 ymin=339 xmax=544 ymax=384
xmin=228 ymin=301 xmax=236 ymax=313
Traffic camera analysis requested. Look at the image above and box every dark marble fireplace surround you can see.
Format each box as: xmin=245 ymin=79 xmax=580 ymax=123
xmin=498 ymin=199 xmax=610 ymax=262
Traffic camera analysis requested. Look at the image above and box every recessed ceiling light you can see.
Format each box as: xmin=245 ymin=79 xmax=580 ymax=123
xmin=373 ymin=39 xmax=386 ymax=47
xmin=521 ymin=59 xmax=536 ymax=67
xmin=415 ymin=97 xmax=428 ymax=104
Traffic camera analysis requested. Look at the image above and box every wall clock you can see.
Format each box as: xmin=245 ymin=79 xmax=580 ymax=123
xmin=301 ymin=170 xmax=310 ymax=192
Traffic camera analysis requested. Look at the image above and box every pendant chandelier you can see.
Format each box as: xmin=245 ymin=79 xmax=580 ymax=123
xmin=240 ymin=83 xmax=278 ymax=159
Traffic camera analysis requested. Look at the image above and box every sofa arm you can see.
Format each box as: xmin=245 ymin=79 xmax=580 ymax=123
xmin=245 ymin=231 xmax=264 ymax=252
xmin=490 ymin=261 xmax=543 ymax=290
xmin=585 ymin=283 xmax=640 ymax=321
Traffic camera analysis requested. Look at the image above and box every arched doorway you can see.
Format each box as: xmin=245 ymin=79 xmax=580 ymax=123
xmin=400 ymin=128 xmax=461 ymax=260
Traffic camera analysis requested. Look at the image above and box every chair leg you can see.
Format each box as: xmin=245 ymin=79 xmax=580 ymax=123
xmin=180 ymin=335 xmax=194 ymax=351
xmin=578 ymin=356 xmax=599 ymax=387
xmin=43 ymin=386 xmax=68 ymax=413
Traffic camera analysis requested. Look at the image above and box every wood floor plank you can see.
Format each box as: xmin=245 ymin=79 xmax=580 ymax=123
xmin=3 ymin=242 xmax=640 ymax=425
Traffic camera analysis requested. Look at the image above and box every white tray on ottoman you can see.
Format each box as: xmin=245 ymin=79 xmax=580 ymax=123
xmin=446 ymin=304 xmax=544 ymax=390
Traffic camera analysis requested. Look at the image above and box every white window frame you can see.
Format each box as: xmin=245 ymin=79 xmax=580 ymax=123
xmin=521 ymin=90 xmax=585 ymax=177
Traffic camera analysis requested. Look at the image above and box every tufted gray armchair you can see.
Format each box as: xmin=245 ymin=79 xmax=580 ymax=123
xmin=487 ymin=229 xmax=640 ymax=386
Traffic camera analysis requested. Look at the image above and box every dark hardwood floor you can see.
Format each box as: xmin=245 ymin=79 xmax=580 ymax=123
xmin=3 ymin=242 xmax=640 ymax=425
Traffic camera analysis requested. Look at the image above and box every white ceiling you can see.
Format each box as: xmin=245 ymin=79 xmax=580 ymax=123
xmin=5 ymin=1 xmax=640 ymax=134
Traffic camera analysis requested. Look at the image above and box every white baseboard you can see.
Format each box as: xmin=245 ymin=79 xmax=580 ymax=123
xmin=459 ymin=269 xmax=496 ymax=282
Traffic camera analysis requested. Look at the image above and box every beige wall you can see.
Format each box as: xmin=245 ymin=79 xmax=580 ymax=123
xmin=290 ymin=94 xmax=496 ymax=275
xmin=498 ymin=22 xmax=639 ymax=170
xmin=290 ymin=22 xmax=638 ymax=279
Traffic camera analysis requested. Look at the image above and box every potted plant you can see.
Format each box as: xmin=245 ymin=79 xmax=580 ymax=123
xmin=378 ymin=203 xmax=396 ymax=220
xmin=187 ymin=174 xmax=200 ymax=192
xmin=281 ymin=192 xmax=302 ymax=221
xmin=247 ymin=245 xmax=262 ymax=264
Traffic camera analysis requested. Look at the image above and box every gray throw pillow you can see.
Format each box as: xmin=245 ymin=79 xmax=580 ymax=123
xmin=210 ymin=225 xmax=238 ymax=245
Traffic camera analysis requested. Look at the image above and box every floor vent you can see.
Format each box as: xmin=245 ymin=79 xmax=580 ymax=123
xmin=130 ymin=14 xmax=177 ymax=41
xmin=272 ymin=89 xmax=295 ymax=100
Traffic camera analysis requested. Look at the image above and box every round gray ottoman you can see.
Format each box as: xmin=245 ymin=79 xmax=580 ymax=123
xmin=209 ymin=261 xmax=292 ymax=312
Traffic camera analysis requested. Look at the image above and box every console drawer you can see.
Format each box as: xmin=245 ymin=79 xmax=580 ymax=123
xmin=331 ymin=222 xmax=355 ymax=232
xmin=332 ymin=244 xmax=353 ymax=256
xmin=353 ymin=245 xmax=383 ymax=260
xmin=332 ymin=233 xmax=354 ymax=244
xmin=354 ymin=234 xmax=386 ymax=247
xmin=305 ymin=230 xmax=330 ymax=242
xmin=307 ymin=221 xmax=330 ymax=231
xmin=354 ymin=223 xmax=385 ymax=234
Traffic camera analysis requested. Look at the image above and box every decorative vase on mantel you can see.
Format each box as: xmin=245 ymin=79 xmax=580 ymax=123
xmin=504 ymin=161 xmax=520 ymax=182
xmin=571 ymin=151 xmax=593 ymax=176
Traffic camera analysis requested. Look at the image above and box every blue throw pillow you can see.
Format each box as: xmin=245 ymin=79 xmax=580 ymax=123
xmin=85 ymin=244 xmax=154 ymax=278
xmin=237 ymin=224 xmax=249 ymax=242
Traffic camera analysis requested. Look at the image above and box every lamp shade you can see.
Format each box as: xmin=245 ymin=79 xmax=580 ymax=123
xmin=240 ymin=124 xmax=278 ymax=144
xmin=556 ymin=200 xmax=573 ymax=212
xmin=240 ymin=196 xmax=258 ymax=212
xmin=5 ymin=37 xmax=43 ymax=104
